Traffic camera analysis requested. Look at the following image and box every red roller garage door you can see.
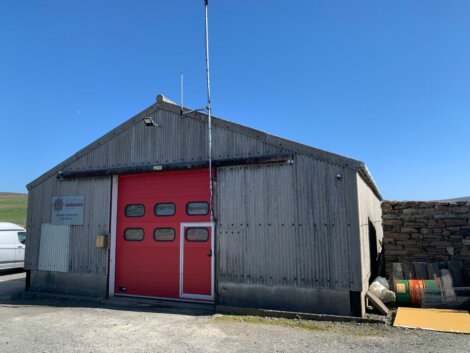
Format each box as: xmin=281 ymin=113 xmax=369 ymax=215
xmin=114 ymin=169 xmax=213 ymax=301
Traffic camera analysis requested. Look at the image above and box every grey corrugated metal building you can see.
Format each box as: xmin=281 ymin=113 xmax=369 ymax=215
xmin=25 ymin=95 xmax=382 ymax=317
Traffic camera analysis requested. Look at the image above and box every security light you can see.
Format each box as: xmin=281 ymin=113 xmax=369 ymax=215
xmin=143 ymin=117 xmax=158 ymax=127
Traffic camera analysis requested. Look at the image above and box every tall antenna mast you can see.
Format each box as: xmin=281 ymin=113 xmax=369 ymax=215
xmin=180 ymin=72 xmax=184 ymax=113
xmin=204 ymin=0 xmax=214 ymax=222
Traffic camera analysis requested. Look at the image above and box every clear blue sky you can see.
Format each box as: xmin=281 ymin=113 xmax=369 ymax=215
xmin=1 ymin=1 xmax=469 ymax=200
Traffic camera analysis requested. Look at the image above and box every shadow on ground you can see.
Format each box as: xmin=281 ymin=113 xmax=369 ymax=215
xmin=0 ymin=269 xmax=25 ymax=300
xmin=0 ymin=270 xmax=213 ymax=317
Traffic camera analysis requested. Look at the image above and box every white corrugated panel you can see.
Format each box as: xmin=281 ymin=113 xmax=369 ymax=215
xmin=39 ymin=223 xmax=70 ymax=272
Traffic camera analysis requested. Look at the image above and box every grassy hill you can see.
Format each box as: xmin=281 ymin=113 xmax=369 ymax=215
xmin=438 ymin=196 xmax=470 ymax=202
xmin=0 ymin=192 xmax=28 ymax=226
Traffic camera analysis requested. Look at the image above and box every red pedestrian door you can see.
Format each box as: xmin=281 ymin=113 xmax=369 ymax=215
xmin=180 ymin=223 xmax=214 ymax=300
xmin=114 ymin=170 xmax=214 ymax=302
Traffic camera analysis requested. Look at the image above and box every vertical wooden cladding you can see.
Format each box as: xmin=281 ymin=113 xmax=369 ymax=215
xmin=25 ymin=176 xmax=111 ymax=274
xmin=216 ymin=155 xmax=359 ymax=293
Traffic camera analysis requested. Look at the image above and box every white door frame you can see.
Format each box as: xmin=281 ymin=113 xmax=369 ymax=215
xmin=108 ymin=175 xmax=119 ymax=297
xmin=179 ymin=222 xmax=215 ymax=301
xmin=109 ymin=182 xmax=215 ymax=302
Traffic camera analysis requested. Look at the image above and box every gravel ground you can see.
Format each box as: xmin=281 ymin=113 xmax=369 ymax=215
xmin=0 ymin=272 xmax=468 ymax=353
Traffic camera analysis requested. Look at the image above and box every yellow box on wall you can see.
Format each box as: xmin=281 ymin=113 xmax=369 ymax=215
xmin=95 ymin=235 xmax=108 ymax=248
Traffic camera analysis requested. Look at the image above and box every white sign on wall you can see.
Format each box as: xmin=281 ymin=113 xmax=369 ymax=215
xmin=51 ymin=195 xmax=85 ymax=225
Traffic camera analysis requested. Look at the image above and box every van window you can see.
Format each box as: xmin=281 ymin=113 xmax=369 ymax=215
xmin=17 ymin=232 xmax=26 ymax=245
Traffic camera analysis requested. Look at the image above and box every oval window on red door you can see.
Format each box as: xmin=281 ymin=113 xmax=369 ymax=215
xmin=185 ymin=228 xmax=209 ymax=242
xmin=153 ymin=228 xmax=176 ymax=242
xmin=154 ymin=203 xmax=176 ymax=217
xmin=124 ymin=228 xmax=144 ymax=241
xmin=124 ymin=204 xmax=145 ymax=217
xmin=186 ymin=202 xmax=209 ymax=216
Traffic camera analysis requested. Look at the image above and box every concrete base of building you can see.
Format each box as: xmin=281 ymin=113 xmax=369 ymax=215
xmin=29 ymin=270 xmax=107 ymax=298
xmin=27 ymin=271 xmax=364 ymax=317
xmin=217 ymin=282 xmax=353 ymax=316
xmin=215 ymin=305 xmax=385 ymax=324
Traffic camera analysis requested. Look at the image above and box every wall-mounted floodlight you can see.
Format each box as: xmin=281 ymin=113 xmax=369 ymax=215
xmin=143 ymin=117 xmax=158 ymax=127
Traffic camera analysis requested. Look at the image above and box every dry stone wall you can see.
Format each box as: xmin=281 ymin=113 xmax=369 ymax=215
xmin=382 ymin=201 xmax=470 ymax=285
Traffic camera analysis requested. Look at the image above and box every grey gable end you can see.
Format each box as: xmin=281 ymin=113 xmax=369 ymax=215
xmin=27 ymin=98 xmax=377 ymax=194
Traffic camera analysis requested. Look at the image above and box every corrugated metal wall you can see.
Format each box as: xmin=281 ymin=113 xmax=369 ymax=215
xmin=25 ymin=176 xmax=111 ymax=275
xmin=47 ymin=109 xmax=287 ymax=175
xmin=67 ymin=110 xmax=209 ymax=171
xmin=356 ymin=174 xmax=383 ymax=291
xmin=216 ymin=154 xmax=361 ymax=299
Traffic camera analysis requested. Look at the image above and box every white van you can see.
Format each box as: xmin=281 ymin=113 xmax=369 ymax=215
xmin=0 ymin=222 xmax=26 ymax=270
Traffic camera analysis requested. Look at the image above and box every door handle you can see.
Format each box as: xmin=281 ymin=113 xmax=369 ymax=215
xmin=207 ymin=250 xmax=212 ymax=257
xmin=17 ymin=246 xmax=23 ymax=249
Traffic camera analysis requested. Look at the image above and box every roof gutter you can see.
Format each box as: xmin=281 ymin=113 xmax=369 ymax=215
xmin=358 ymin=164 xmax=383 ymax=201
xmin=56 ymin=154 xmax=294 ymax=180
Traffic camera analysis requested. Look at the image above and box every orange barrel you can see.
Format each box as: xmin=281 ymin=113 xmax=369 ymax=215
xmin=409 ymin=280 xmax=425 ymax=305
xmin=395 ymin=280 xmax=440 ymax=306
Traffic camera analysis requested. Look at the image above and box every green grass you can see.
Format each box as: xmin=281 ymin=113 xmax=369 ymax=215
xmin=0 ymin=193 xmax=27 ymax=226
